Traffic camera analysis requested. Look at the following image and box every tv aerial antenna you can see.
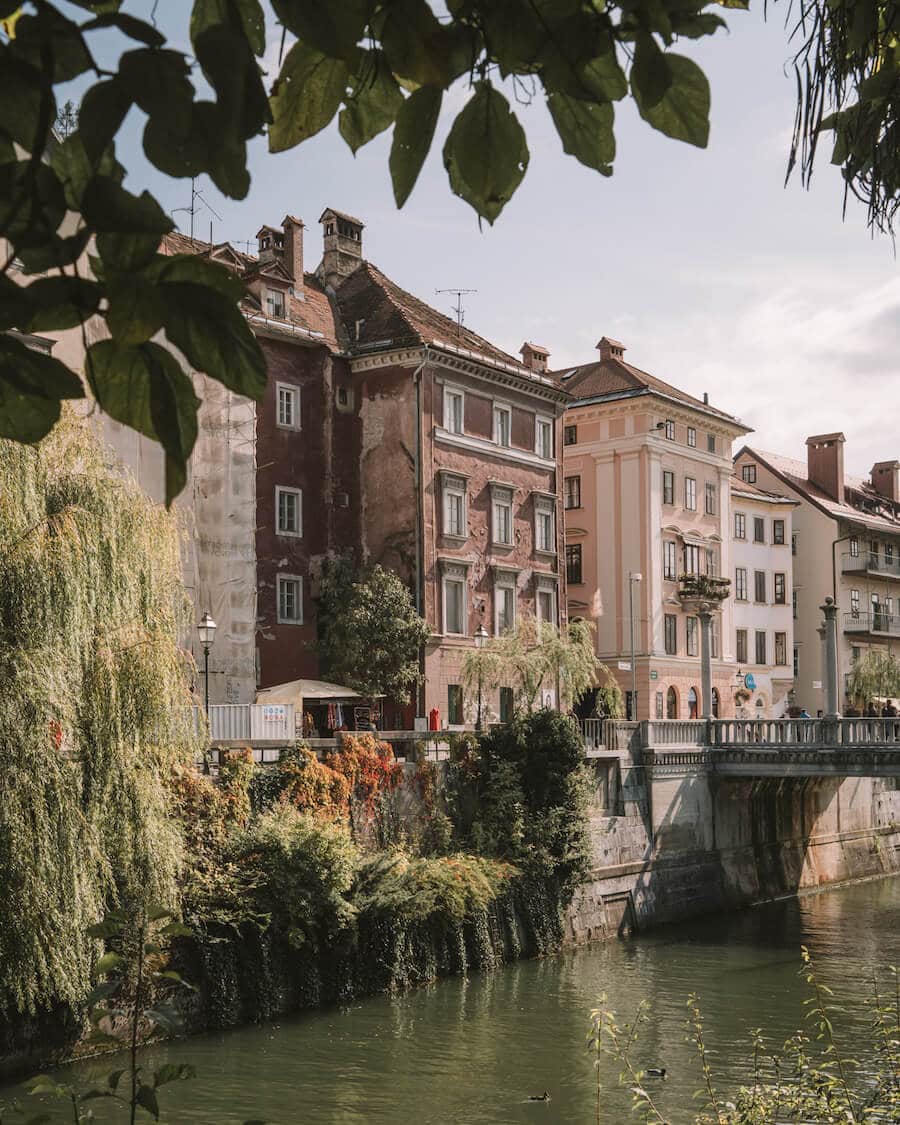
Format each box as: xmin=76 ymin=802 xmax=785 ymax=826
xmin=173 ymin=178 xmax=222 ymax=241
xmin=436 ymin=288 xmax=477 ymax=337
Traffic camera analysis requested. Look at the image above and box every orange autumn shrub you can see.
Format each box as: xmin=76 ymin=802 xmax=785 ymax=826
xmin=278 ymin=745 xmax=351 ymax=822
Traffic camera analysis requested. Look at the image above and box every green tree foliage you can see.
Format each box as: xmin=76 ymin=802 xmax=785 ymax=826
xmin=314 ymin=555 xmax=429 ymax=703
xmin=846 ymin=649 xmax=900 ymax=709
xmin=0 ymin=417 xmax=200 ymax=1015
xmin=1 ymin=0 xmax=893 ymax=493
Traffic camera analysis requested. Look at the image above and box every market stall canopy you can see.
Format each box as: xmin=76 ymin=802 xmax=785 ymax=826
xmin=256 ymin=678 xmax=366 ymax=709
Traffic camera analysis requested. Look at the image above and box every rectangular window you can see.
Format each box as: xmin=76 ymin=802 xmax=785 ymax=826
xmin=662 ymin=469 xmax=674 ymax=506
xmin=792 ymin=589 xmax=798 ymax=619
xmin=711 ymin=619 xmax=719 ymax=659
xmin=663 ymin=540 xmax=677 ymax=580
xmin=277 ymin=383 xmax=300 ymax=429
xmin=266 ymin=288 xmax=285 ymax=318
xmin=741 ymin=463 xmax=757 ymax=484
xmin=664 ymin=614 xmax=677 ymax=655
xmin=536 ymin=509 xmax=554 ymax=552
xmin=687 ymin=616 xmax=699 ymax=656
xmin=443 ymin=577 xmax=465 ymax=635
xmin=753 ymin=517 xmax=765 ymax=543
xmin=684 ymin=477 xmax=697 ymax=510
xmin=849 ymin=535 xmax=859 ymax=557
xmin=684 ymin=543 xmax=703 ymax=575
xmin=493 ymin=403 xmax=511 ymax=447
xmin=774 ymin=572 xmax=786 ymax=604
xmin=735 ymin=567 xmax=747 ymax=600
xmin=443 ymin=477 xmax=466 ymax=538
xmin=734 ymin=512 xmax=746 ymax=539
xmin=705 ymin=482 xmax=717 ymax=515
xmin=566 ymin=543 xmax=583 ymax=585
xmin=754 ymin=570 xmax=766 ymax=603
xmin=755 ymin=630 xmax=767 ymax=665
xmin=792 ymin=533 xmax=798 ymax=556
xmin=774 ymin=632 xmax=787 ymax=666
xmin=793 ymin=645 xmax=800 ymax=677
xmin=444 ymin=387 xmax=464 ymax=434
xmin=706 ymin=548 xmax=716 ymax=576
xmin=655 ymin=691 xmax=664 ymax=720
xmin=536 ymin=587 xmax=556 ymax=625
xmin=535 ymin=416 xmax=553 ymax=459
xmin=773 ymin=519 xmax=785 ymax=545
xmin=564 ymin=475 xmax=581 ymax=509
xmin=276 ymin=486 xmax=302 ymax=537
xmin=564 ymin=424 xmax=577 ymax=446
xmin=277 ymin=575 xmax=303 ymax=624
xmin=499 ymin=686 xmax=514 ymax=723
xmin=707 ymin=433 xmax=716 ymax=453
xmin=495 ymin=584 xmax=515 ymax=635
xmin=736 ymin=628 xmax=747 ymax=664
xmin=665 ymin=419 xmax=675 ymax=440
xmin=687 ymin=426 xmax=696 ymax=448
xmin=492 ymin=488 xmax=513 ymax=546
xmin=447 ymin=684 xmax=464 ymax=725
xmin=850 ymin=588 xmax=860 ymax=617
xmin=886 ymin=542 xmax=895 ymax=567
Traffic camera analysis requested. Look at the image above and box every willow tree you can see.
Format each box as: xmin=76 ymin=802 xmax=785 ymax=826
xmin=0 ymin=417 xmax=200 ymax=1015
xmin=846 ymin=650 xmax=900 ymax=710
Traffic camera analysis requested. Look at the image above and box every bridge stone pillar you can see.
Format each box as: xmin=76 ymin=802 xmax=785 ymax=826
xmin=820 ymin=596 xmax=840 ymax=721
xmin=699 ymin=602 xmax=713 ymax=720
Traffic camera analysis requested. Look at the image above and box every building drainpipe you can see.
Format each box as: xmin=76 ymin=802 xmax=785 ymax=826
xmin=412 ymin=348 xmax=430 ymax=721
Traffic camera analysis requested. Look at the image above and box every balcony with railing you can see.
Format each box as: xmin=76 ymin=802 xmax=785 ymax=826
xmin=842 ymin=550 xmax=900 ymax=580
xmin=676 ymin=573 xmax=731 ymax=605
xmin=843 ymin=612 xmax=900 ymax=638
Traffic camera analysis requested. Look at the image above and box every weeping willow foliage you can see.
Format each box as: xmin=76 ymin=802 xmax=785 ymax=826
xmin=0 ymin=419 xmax=200 ymax=1015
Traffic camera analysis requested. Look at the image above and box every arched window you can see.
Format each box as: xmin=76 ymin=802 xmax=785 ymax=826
xmin=711 ymin=687 xmax=720 ymax=718
xmin=666 ymin=686 xmax=678 ymax=719
xmin=688 ymin=687 xmax=698 ymax=719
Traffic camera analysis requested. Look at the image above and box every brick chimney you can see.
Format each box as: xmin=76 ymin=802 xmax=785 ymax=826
xmin=806 ymin=432 xmax=846 ymax=501
xmin=520 ymin=341 xmax=550 ymax=373
xmin=597 ymin=336 xmax=626 ymax=361
xmin=871 ymin=459 xmax=900 ymax=502
xmin=319 ymin=207 xmax=364 ymax=288
xmin=256 ymin=224 xmax=282 ymax=263
xmin=282 ymin=214 xmax=304 ymax=290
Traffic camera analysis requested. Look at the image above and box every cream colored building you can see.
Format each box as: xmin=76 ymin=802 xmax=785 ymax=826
xmin=730 ymin=478 xmax=798 ymax=717
xmin=734 ymin=436 xmax=900 ymax=716
xmin=560 ymin=337 xmax=750 ymax=720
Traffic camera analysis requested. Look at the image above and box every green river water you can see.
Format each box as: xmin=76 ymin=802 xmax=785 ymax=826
xmin=5 ymin=876 xmax=900 ymax=1124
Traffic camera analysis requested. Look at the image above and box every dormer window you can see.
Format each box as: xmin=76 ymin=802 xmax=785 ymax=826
xmin=267 ymin=289 xmax=285 ymax=318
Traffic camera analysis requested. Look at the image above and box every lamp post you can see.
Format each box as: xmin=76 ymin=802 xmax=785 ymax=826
xmin=474 ymin=623 xmax=489 ymax=732
xmin=197 ymin=612 xmax=217 ymax=715
xmin=628 ymin=572 xmax=642 ymax=721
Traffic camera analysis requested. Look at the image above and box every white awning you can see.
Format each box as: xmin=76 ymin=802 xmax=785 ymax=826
xmin=256 ymin=678 xmax=366 ymax=708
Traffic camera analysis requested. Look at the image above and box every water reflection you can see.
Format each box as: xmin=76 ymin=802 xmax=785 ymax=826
xmin=8 ymin=877 xmax=899 ymax=1124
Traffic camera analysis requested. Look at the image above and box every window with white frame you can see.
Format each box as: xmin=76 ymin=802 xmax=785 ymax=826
xmin=774 ymin=572 xmax=786 ymax=604
xmin=493 ymin=403 xmax=512 ymax=447
xmin=711 ymin=619 xmax=719 ymax=659
xmin=773 ymin=519 xmax=785 ymax=545
xmin=665 ymin=419 xmax=675 ymax=440
xmin=849 ymin=534 xmax=859 ymax=557
xmin=684 ymin=476 xmax=697 ymax=510
xmin=535 ymin=579 xmax=557 ymax=626
xmin=444 ymin=386 xmax=464 ymax=433
xmin=276 ymin=486 xmax=302 ymax=536
xmin=850 ymin=587 xmax=860 ymax=617
xmin=441 ymin=563 xmax=468 ymax=635
xmin=277 ymin=574 xmax=303 ymax=623
xmin=663 ymin=540 xmax=677 ymax=580
xmin=441 ymin=472 xmax=467 ymax=539
xmin=686 ymin=616 xmax=699 ymax=656
xmin=735 ymin=567 xmax=747 ymax=600
xmin=564 ymin=475 xmax=581 ymax=509
xmin=774 ymin=632 xmax=787 ymax=666
xmin=266 ymin=288 xmax=286 ymax=318
xmin=535 ymin=416 xmax=553 ymax=459
xmin=491 ymin=484 xmax=514 ymax=547
xmin=755 ymin=630 xmax=767 ymax=665
xmin=736 ymin=628 xmax=748 ymax=664
xmin=684 ymin=543 xmax=703 ymax=574
xmin=277 ymin=383 xmax=300 ymax=429
xmin=705 ymin=482 xmax=717 ymax=515
xmin=687 ymin=426 xmax=697 ymax=448
xmin=741 ymin=463 xmax=757 ymax=484
xmin=753 ymin=516 xmax=765 ymax=543
xmin=493 ymin=571 xmax=517 ymax=635
xmin=705 ymin=547 xmax=716 ymax=576
xmin=754 ymin=569 xmax=766 ymax=603
xmin=734 ymin=512 xmax=746 ymax=539
xmin=662 ymin=469 xmax=675 ymax=505
xmin=534 ymin=494 xmax=555 ymax=553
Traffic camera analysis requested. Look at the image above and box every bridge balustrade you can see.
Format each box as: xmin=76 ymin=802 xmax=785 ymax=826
xmin=644 ymin=720 xmax=708 ymax=748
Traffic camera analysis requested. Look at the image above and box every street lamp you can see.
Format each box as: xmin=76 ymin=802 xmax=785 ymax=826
xmin=628 ymin=572 xmax=642 ymax=721
xmin=197 ymin=611 xmax=217 ymax=715
xmin=474 ymin=623 xmax=489 ymax=733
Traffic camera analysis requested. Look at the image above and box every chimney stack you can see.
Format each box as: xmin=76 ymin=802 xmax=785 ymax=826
xmin=282 ymin=214 xmax=304 ymax=290
xmin=520 ymin=342 xmax=550 ymax=373
xmin=319 ymin=207 xmax=364 ymax=288
xmin=806 ymin=432 xmax=846 ymax=501
xmin=871 ymin=459 xmax=900 ymax=503
xmin=597 ymin=336 xmax=626 ymax=362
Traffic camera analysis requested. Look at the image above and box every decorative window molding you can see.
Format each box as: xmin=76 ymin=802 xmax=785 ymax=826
xmin=492 ymin=566 xmax=518 ymax=635
xmin=533 ymin=491 xmax=556 ymax=555
xmin=535 ymin=414 xmax=554 ymax=460
xmin=434 ymin=426 xmax=556 ymax=470
xmin=275 ymin=486 xmax=302 ymax=537
xmin=439 ymin=558 xmax=470 ymax=636
xmin=490 ymin=482 xmax=515 ymax=548
xmin=663 ymin=540 xmax=677 ymax=581
xmin=276 ymin=382 xmax=300 ymax=430
xmin=534 ymin=573 xmax=558 ymax=627
xmin=444 ymin=384 xmax=465 ymax=434
xmin=439 ymin=470 xmax=468 ymax=540
xmin=493 ymin=401 xmax=512 ymax=447
xmin=277 ymin=573 xmax=303 ymax=624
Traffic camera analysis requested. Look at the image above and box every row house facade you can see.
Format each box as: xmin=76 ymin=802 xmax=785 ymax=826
xmin=559 ymin=338 xmax=751 ymax=721
xmin=735 ymin=436 xmax=900 ymax=715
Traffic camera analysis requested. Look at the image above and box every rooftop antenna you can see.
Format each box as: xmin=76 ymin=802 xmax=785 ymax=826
xmin=436 ymin=288 xmax=477 ymax=338
xmin=172 ymin=178 xmax=222 ymax=240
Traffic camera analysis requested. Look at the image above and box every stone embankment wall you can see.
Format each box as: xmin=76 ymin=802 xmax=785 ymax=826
xmin=566 ymin=726 xmax=900 ymax=943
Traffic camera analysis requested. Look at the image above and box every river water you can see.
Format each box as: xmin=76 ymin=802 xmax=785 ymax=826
xmin=7 ymin=876 xmax=900 ymax=1124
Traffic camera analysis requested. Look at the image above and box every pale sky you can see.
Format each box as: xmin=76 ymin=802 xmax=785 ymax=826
xmin=112 ymin=2 xmax=899 ymax=479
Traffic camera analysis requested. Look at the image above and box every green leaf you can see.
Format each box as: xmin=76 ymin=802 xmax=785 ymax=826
xmin=547 ymin=93 xmax=615 ymax=174
xmin=147 ymin=253 xmax=247 ymax=302
xmin=80 ymin=12 xmax=166 ymax=46
xmin=143 ymin=100 xmax=251 ymax=199
xmin=143 ymin=1002 xmax=184 ymax=1035
xmin=373 ymin=0 xmax=451 ymax=87
xmin=11 ymin=10 xmax=92 ymax=82
xmin=96 ymin=232 xmax=160 ymax=272
xmin=153 ymin=1063 xmax=195 ymax=1088
xmin=390 ymin=85 xmax=441 ymax=207
xmin=631 ymin=35 xmax=673 ymax=111
xmin=106 ymin=276 xmax=166 ymax=345
xmin=443 ymin=82 xmax=529 ymax=224
xmin=18 ymin=230 xmax=92 ymax=274
xmin=107 ymin=1069 xmax=126 ymax=1091
xmin=0 ymin=335 xmax=84 ymax=443
xmin=269 ymin=42 xmax=349 ymax=152
xmin=81 ymin=176 xmax=173 ymax=235
xmin=135 ymin=1084 xmax=159 ymax=1120
xmin=152 ymin=969 xmax=196 ymax=989
xmin=51 ymin=132 xmax=123 ymax=210
xmin=0 ymin=52 xmax=50 ymax=152
xmin=271 ymin=0 xmax=371 ymax=60
xmin=633 ymin=53 xmax=710 ymax=148
xmin=0 ymin=274 xmax=34 ymax=331
xmin=118 ymin=49 xmax=195 ymax=129
xmin=22 ymin=277 xmax=101 ymax=332
xmin=339 ymin=50 xmax=403 ymax=154
xmin=95 ymin=951 xmax=125 ymax=975
xmin=77 ymin=79 xmax=132 ymax=163
xmin=86 ymin=340 xmax=200 ymax=504
xmin=0 ymin=161 xmax=66 ymax=249
xmin=577 ymin=51 xmax=628 ymax=103
xmin=191 ymin=14 xmax=270 ymax=142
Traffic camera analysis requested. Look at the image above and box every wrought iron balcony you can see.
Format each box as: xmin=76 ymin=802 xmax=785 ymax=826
xmin=842 ymin=550 xmax=900 ymax=580
xmin=843 ymin=612 xmax=900 ymax=638
xmin=676 ymin=573 xmax=731 ymax=604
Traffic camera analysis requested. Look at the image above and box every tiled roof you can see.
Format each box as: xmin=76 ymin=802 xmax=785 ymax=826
xmin=729 ymin=475 xmax=798 ymax=505
xmin=319 ymin=207 xmax=365 ymax=227
xmin=741 ymin=446 xmax=900 ymax=534
xmin=554 ymin=355 xmax=747 ymax=428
